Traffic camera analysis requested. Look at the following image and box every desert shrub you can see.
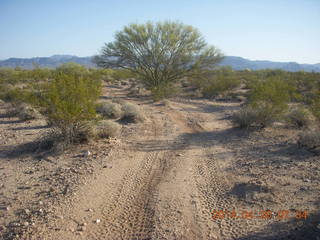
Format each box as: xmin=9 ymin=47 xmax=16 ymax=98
xmin=95 ymin=120 xmax=121 ymax=138
xmin=39 ymin=72 xmax=101 ymax=145
xmin=16 ymin=103 xmax=42 ymax=121
xmin=111 ymin=69 xmax=136 ymax=80
xmin=121 ymin=102 xmax=145 ymax=123
xmin=245 ymin=77 xmax=295 ymax=127
xmin=286 ymin=107 xmax=313 ymax=129
xmin=199 ymin=68 xmax=241 ymax=98
xmin=56 ymin=62 xmax=88 ymax=75
xmin=232 ymin=105 xmax=275 ymax=129
xmin=150 ymin=84 xmax=179 ymax=101
xmin=96 ymin=101 xmax=123 ymax=119
xmin=232 ymin=106 xmax=259 ymax=129
xmin=310 ymin=92 xmax=320 ymax=123
xmin=298 ymin=130 xmax=320 ymax=154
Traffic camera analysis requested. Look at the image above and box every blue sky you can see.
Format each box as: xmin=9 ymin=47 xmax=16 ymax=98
xmin=0 ymin=0 xmax=319 ymax=64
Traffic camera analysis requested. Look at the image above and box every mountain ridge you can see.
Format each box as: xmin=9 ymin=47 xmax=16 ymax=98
xmin=0 ymin=55 xmax=319 ymax=72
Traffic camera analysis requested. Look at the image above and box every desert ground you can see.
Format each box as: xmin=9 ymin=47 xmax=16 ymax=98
xmin=1 ymin=82 xmax=319 ymax=240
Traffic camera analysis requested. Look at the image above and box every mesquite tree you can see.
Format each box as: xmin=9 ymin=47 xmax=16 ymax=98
xmin=94 ymin=21 xmax=223 ymax=88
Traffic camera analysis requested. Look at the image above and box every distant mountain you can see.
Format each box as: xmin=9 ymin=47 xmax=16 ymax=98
xmin=0 ymin=55 xmax=319 ymax=72
xmin=219 ymin=56 xmax=320 ymax=72
xmin=0 ymin=55 xmax=95 ymax=69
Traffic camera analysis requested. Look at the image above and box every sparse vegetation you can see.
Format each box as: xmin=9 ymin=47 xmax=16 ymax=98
xmin=121 ymin=102 xmax=145 ymax=123
xmin=232 ymin=106 xmax=263 ymax=129
xmin=95 ymin=120 xmax=121 ymax=138
xmin=286 ymin=106 xmax=313 ymax=129
xmin=35 ymin=70 xmax=102 ymax=146
xmin=298 ymin=130 xmax=320 ymax=154
xmin=96 ymin=101 xmax=123 ymax=119
xmin=193 ymin=67 xmax=241 ymax=98
xmin=16 ymin=103 xmax=42 ymax=121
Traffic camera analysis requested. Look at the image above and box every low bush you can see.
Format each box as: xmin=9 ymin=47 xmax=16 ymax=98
xmin=236 ymin=77 xmax=296 ymax=129
xmin=310 ymin=92 xmax=320 ymax=123
xmin=121 ymin=102 xmax=145 ymax=123
xmin=190 ymin=67 xmax=241 ymax=98
xmin=232 ymin=105 xmax=275 ymax=129
xmin=200 ymin=75 xmax=240 ymax=98
xmin=150 ymin=84 xmax=179 ymax=101
xmin=16 ymin=103 xmax=42 ymax=121
xmin=286 ymin=107 xmax=313 ymax=129
xmin=95 ymin=120 xmax=121 ymax=138
xmin=38 ymin=72 xmax=101 ymax=145
xmin=96 ymin=101 xmax=123 ymax=119
xmin=298 ymin=130 xmax=320 ymax=154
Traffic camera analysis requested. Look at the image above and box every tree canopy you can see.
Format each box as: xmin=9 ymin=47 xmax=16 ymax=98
xmin=94 ymin=21 xmax=223 ymax=87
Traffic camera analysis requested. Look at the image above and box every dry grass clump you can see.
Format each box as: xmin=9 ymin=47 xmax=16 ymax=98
xmin=121 ymin=102 xmax=145 ymax=123
xmin=94 ymin=120 xmax=121 ymax=138
xmin=286 ymin=107 xmax=313 ymax=129
xmin=232 ymin=106 xmax=268 ymax=129
xmin=96 ymin=101 xmax=123 ymax=119
xmin=298 ymin=130 xmax=320 ymax=154
xmin=10 ymin=103 xmax=42 ymax=121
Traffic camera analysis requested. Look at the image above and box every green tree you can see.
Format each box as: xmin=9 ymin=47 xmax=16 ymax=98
xmin=94 ymin=21 xmax=223 ymax=95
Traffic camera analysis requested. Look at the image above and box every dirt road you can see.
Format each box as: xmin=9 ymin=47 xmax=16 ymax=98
xmin=1 ymin=84 xmax=319 ymax=240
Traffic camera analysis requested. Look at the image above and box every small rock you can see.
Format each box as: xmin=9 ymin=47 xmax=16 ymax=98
xmin=5 ymin=206 xmax=10 ymax=211
xmin=83 ymin=150 xmax=92 ymax=157
xmin=80 ymin=226 xmax=86 ymax=231
xmin=87 ymin=208 xmax=94 ymax=212
xmin=176 ymin=153 xmax=183 ymax=157
xmin=23 ymin=221 xmax=29 ymax=227
xmin=95 ymin=219 xmax=101 ymax=224
xmin=24 ymin=209 xmax=31 ymax=215
xmin=39 ymin=201 xmax=43 ymax=205
xmin=81 ymin=223 xmax=87 ymax=226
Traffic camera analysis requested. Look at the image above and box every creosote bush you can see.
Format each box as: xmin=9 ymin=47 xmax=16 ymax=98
xmin=195 ymin=67 xmax=241 ymax=98
xmin=234 ymin=77 xmax=295 ymax=129
xmin=39 ymin=72 xmax=101 ymax=145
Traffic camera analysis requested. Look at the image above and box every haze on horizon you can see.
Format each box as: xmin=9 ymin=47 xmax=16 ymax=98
xmin=0 ymin=0 xmax=319 ymax=64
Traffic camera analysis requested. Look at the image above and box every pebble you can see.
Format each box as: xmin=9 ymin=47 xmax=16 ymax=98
xmin=80 ymin=226 xmax=86 ymax=231
xmin=23 ymin=221 xmax=29 ymax=227
xmin=95 ymin=219 xmax=101 ymax=224
xmin=39 ymin=201 xmax=43 ymax=205
xmin=84 ymin=150 xmax=92 ymax=157
xmin=87 ymin=208 xmax=94 ymax=212
xmin=24 ymin=209 xmax=31 ymax=215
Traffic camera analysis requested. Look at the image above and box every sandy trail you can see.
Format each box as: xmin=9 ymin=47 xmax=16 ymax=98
xmin=5 ymin=85 xmax=319 ymax=240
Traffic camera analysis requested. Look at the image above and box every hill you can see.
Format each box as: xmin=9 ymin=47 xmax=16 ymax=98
xmin=0 ymin=55 xmax=319 ymax=72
